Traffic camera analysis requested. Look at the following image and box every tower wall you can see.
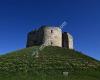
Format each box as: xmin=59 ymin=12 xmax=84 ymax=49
xmin=43 ymin=27 xmax=62 ymax=47
xmin=62 ymin=32 xmax=73 ymax=49
xmin=26 ymin=26 xmax=73 ymax=49
xmin=26 ymin=31 xmax=37 ymax=47
xmin=26 ymin=28 xmax=44 ymax=47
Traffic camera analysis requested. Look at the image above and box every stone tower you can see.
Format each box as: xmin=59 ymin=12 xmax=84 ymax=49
xmin=43 ymin=26 xmax=62 ymax=47
xmin=62 ymin=32 xmax=73 ymax=49
xmin=26 ymin=26 xmax=74 ymax=49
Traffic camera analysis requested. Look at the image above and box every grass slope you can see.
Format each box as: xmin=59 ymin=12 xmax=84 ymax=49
xmin=0 ymin=46 xmax=100 ymax=80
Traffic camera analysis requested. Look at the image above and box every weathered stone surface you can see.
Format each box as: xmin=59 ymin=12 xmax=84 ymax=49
xmin=43 ymin=27 xmax=62 ymax=47
xmin=62 ymin=32 xmax=73 ymax=49
xmin=26 ymin=26 xmax=74 ymax=49
xmin=63 ymin=72 xmax=69 ymax=76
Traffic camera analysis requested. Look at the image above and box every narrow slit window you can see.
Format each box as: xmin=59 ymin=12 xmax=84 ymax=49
xmin=51 ymin=30 xmax=53 ymax=33
xmin=51 ymin=42 xmax=53 ymax=45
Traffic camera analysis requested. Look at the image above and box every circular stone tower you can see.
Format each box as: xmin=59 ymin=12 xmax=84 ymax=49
xmin=43 ymin=26 xmax=62 ymax=47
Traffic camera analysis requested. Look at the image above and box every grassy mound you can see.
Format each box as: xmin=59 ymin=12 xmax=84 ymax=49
xmin=0 ymin=46 xmax=100 ymax=80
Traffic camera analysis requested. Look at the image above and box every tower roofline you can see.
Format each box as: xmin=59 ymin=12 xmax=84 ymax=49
xmin=39 ymin=25 xmax=61 ymax=29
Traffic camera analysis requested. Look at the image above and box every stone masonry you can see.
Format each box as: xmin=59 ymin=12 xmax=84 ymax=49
xmin=26 ymin=26 xmax=74 ymax=49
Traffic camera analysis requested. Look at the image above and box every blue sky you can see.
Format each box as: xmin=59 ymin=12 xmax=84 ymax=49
xmin=0 ymin=0 xmax=100 ymax=60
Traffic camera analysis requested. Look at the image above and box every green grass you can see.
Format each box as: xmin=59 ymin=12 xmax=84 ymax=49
xmin=0 ymin=46 xmax=100 ymax=80
xmin=0 ymin=71 xmax=100 ymax=80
